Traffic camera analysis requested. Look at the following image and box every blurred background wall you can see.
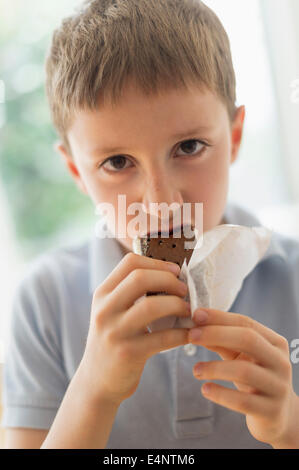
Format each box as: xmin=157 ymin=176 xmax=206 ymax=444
xmin=0 ymin=1 xmax=299 ymax=439
xmin=0 ymin=0 xmax=93 ymax=363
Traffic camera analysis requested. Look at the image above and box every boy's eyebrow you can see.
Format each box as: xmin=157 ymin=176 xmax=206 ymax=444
xmin=90 ymin=126 xmax=211 ymax=156
xmin=171 ymin=126 xmax=211 ymax=139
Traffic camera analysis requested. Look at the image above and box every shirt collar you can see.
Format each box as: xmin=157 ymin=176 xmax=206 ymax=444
xmin=89 ymin=202 xmax=287 ymax=293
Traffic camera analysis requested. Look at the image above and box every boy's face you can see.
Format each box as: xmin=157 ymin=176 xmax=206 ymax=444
xmin=57 ymin=81 xmax=245 ymax=254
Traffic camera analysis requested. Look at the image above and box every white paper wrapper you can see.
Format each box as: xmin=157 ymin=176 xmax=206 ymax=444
xmin=144 ymin=224 xmax=272 ymax=343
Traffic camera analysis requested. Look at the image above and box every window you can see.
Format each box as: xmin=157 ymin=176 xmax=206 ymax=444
xmin=0 ymin=0 xmax=85 ymax=363
xmin=205 ymin=0 xmax=291 ymax=211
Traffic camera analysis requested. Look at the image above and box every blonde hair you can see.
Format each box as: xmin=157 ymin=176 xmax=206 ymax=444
xmin=45 ymin=0 xmax=237 ymax=156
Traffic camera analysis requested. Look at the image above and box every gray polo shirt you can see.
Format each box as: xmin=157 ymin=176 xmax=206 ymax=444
xmin=2 ymin=202 xmax=299 ymax=449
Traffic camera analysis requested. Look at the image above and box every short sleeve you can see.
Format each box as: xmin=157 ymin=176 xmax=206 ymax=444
xmin=1 ymin=256 xmax=69 ymax=430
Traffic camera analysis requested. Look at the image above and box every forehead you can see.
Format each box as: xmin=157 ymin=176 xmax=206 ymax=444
xmin=68 ymin=82 xmax=227 ymax=154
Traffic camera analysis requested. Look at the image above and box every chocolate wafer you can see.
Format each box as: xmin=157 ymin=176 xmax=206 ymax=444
xmin=133 ymin=225 xmax=196 ymax=296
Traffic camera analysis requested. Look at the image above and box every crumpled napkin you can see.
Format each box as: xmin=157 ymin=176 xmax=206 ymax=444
xmin=145 ymin=224 xmax=272 ymax=338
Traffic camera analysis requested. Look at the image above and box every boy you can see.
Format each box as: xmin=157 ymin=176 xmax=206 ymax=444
xmin=2 ymin=0 xmax=299 ymax=449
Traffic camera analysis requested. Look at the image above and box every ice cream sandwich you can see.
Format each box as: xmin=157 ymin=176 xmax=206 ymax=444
xmin=133 ymin=224 xmax=196 ymax=296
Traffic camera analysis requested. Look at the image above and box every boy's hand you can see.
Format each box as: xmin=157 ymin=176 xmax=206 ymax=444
xmin=189 ymin=308 xmax=299 ymax=449
xmin=79 ymin=253 xmax=191 ymax=408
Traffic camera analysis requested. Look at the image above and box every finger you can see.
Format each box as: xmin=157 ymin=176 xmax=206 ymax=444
xmin=118 ymin=295 xmax=191 ymax=336
xmin=107 ymin=268 xmax=187 ymax=311
xmin=97 ymin=252 xmax=180 ymax=294
xmin=197 ymin=345 xmax=254 ymax=362
xmin=123 ymin=327 xmax=190 ymax=359
xmin=193 ymin=360 xmax=283 ymax=397
xmin=193 ymin=308 xmax=284 ymax=349
xmin=189 ymin=325 xmax=282 ymax=371
xmin=201 ymin=382 xmax=272 ymax=417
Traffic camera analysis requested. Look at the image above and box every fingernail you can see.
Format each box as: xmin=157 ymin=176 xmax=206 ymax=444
xmin=195 ymin=309 xmax=208 ymax=324
xmin=189 ymin=328 xmax=202 ymax=342
xmin=202 ymin=383 xmax=211 ymax=394
xmin=179 ymin=281 xmax=188 ymax=295
xmin=166 ymin=262 xmax=180 ymax=274
xmin=194 ymin=363 xmax=203 ymax=376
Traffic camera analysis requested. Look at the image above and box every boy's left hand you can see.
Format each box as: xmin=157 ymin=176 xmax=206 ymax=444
xmin=188 ymin=308 xmax=299 ymax=449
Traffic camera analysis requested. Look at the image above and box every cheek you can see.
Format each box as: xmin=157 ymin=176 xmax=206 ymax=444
xmin=184 ymin=146 xmax=230 ymax=230
xmin=203 ymin=148 xmax=231 ymax=230
xmin=82 ymin=173 xmax=130 ymax=212
xmin=95 ymin=190 xmax=139 ymax=238
xmin=186 ymin=146 xmax=230 ymax=196
xmin=84 ymin=168 xmax=136 ymax=204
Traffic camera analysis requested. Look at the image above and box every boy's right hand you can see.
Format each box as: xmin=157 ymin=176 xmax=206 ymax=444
xmin=79 ymin=252 xmax=191 ymax=408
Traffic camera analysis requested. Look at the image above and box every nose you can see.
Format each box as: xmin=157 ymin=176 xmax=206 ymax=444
xmin=142 ymin=172 xmax=184 ymax=231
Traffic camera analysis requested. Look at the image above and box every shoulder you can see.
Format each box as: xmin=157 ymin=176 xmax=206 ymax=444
xmin=12 ymin=238 xmax=91 ymax=327
xmin=19 ymin=238 xmax=90 ymax=289
xmin=225 ymin=202 xmax=299 ymax=269
xmin=256 ymin=230 xmax=299 ymax=294
xmin=270 ymin=230 xmax=299 ymax=266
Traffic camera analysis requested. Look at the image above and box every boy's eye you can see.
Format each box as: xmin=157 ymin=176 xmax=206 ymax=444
xmin=100 ymin=139 xmax=206 ymax=173
xmin=101 ymin=155 xmax=134 ymax=173
xmin=176 ymin=139 xmax=205 ymax=157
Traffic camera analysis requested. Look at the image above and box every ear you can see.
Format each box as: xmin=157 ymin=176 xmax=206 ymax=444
xmin=230 ymin=105 xmax=246 ymax=165
xmin=54 ymin=142 xmax=88 ymax=195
